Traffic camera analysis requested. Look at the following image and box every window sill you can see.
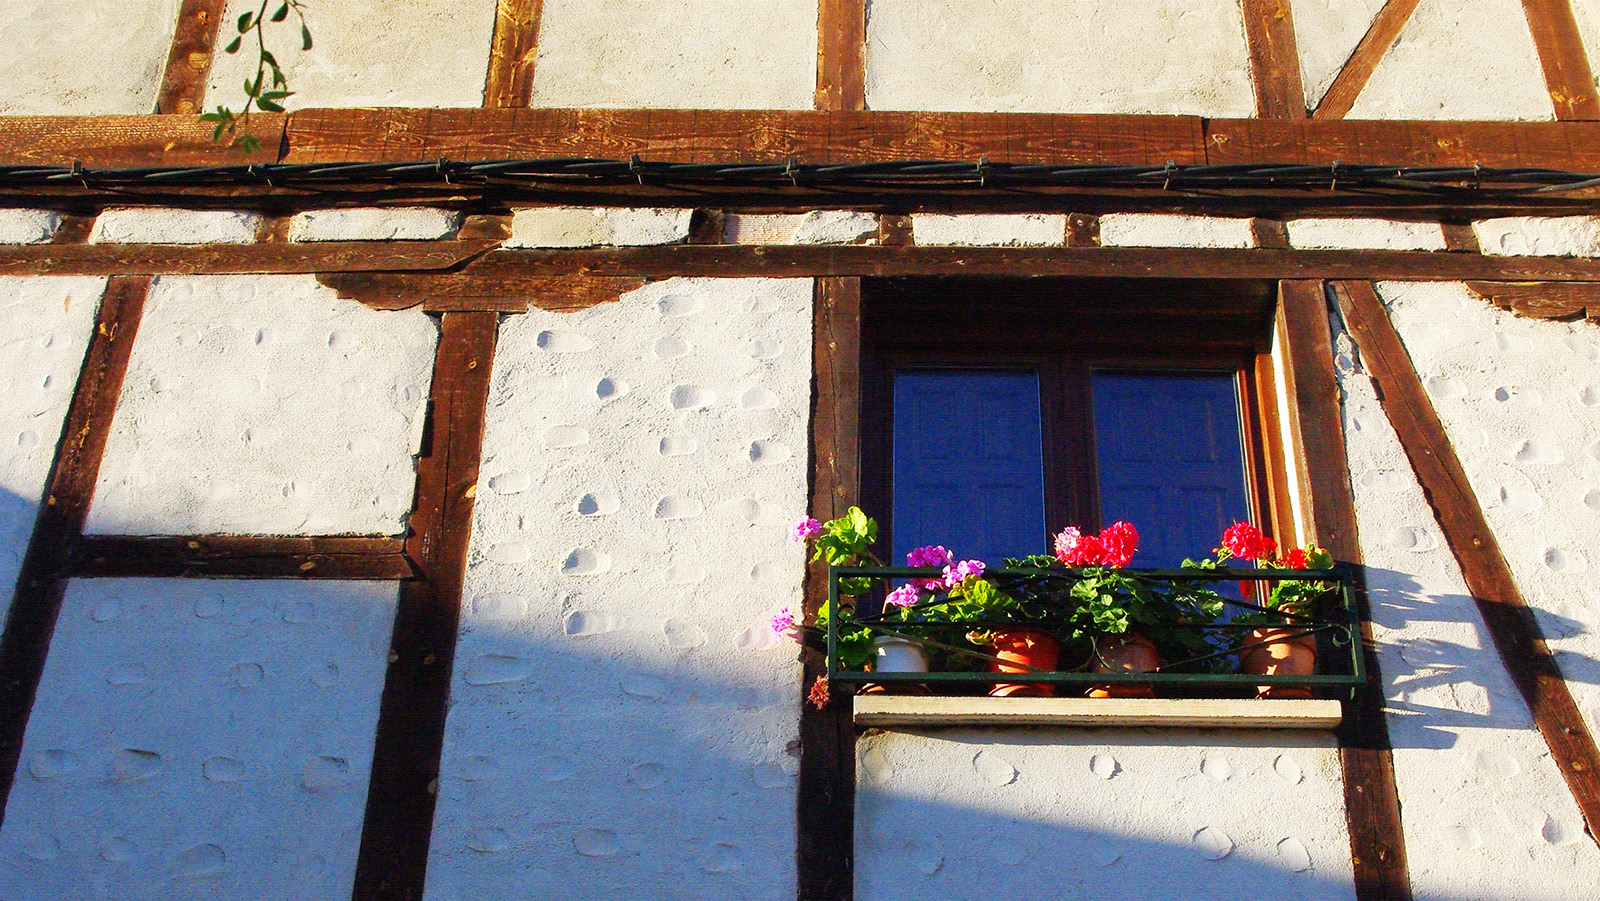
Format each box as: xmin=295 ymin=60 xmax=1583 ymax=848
xmin=853 ymin=695 xmax=1343 ymax=730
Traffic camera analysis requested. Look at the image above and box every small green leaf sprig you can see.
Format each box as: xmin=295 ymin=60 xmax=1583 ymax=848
xmin=200 ymin=1 xmax=313 ymax=151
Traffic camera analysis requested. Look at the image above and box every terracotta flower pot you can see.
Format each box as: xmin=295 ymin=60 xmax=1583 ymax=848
xmin=1088 ymin=632 xmax=1162 ymax=698
xmin=987 ymin=627 xmax=1060 ymax=697
xmin=1240 ymin=628 xmax=1317 ymax=699
xmin=859 ymin=636 xmax=932 ymax=696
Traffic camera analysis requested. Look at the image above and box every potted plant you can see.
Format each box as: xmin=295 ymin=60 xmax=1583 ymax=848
xmin=1190 ymin=522 xmax=1336 ymax=699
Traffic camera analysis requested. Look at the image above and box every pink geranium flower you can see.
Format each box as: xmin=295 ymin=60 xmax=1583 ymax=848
xmin=790 ymin=517 xmax=823 ymax=543
xmin=884 ymin=584 xmax=921 ymax=607
xmin=942 ymin=559 xmax=986 ymax=588
xmin=770 ymin=606 xmax=797 ymax=638
xmin=1055 ymin=522 xmax=1139 ymax=567
xmin=906 ymin=545 xmax=953 ymax=588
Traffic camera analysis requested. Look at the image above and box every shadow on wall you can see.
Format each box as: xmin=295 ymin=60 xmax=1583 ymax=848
xmin=1362 ymin=564 xmax=1591 ymax=752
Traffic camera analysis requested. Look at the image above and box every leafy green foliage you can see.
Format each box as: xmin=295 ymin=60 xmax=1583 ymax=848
xmin=200 ymin=1 xmax=312 ymax=151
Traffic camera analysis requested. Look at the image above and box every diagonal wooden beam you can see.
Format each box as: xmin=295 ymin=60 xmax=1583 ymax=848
xmin=1333 ymin=279 xmax=1600 ymax=845
xmin=0 ymin=277 xmax=150 ymax=830
xmin=484 ymin=0 xmax=545 ymax=109
xmin=156 ymin=0 xmax=228 ymax=114
xmin=1242 ymin=0 xmax=1309 ymax=118
xmin=1521 ymin=0 xmax=1600 ymax=119
xmin=352 ymin=311 xmax=498 ymax=901
xmin=1312 ymin=0 xmax=1421 ymax=120
xmin=1277 ymin=280 xmax=1413 ymax=900
xmin=816 ymin=0 xmax=867 ymax=111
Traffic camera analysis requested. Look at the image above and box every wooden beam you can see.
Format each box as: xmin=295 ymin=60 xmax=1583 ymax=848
xmin=1333 ymin=279 xmax=1600 ymax=844
xmin=1242 ymin=0 xmax=1308 ymax=118
xmin=65 ymin=535 xmax=414 ymax=580
xmin=798 ymin=277 xmax=860 ymax=901
xmin=0 ymin=240 xmax=497 ymax=277
xmin=816 ymin=0 xmax=867 ymax=112
xmin=156 ymin=0 xmax=228 ymax=115
xmin=0 ymin=114 xmax=283 ymax=167
xmin=353 ymin=312 xmax=497 ymax=901
xmin=1312 ymin=0 xmax=1421 ymax=120
xmin=484 ymin=0 xmax=544 ymax=109
xmin=1464 ymin=280 xmax=1600 ymax=320
xmin=457 ymin=244 xmax=1600 ymax=282
xmin=1522 ymin=0 xmax=1600 ymax=120
xmin=318 ymin=271 xmax=646 ymax=312
xmin=1278 ymin=280 xmax=1413 ymax=900
xmin=0 ymin=277 xmax=149 ymax=830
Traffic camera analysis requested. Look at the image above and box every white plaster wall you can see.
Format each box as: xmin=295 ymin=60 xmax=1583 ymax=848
xmin=1291 ymin=0 xmax=1388 ymax=111
xmin=0 ymin=578 xmax=397 ymax=901
xmin=1375 ymin=281 xmax=1600 ymax=752
xmin=425 ymin=278 xmax=811 ymax=901
xmin=911 ymin=214 xmax=1064 ymax=247
xmin=1333 ymin=298 xmax=1600 ymax=898
xmin=0 ymin=0 xmax=180 ymax=114
xmin=0 ymin=278 xmax=105 ymax=625
xmin=205 ymin=0 xmax=497 ymax=109
xmin=1571 ymin=0 xmax=1600 ymax=93
xmin=1286 ymin=219 xmax=1448 ymax=252
xmin=288 ymin=208 xmax=460 ymax=243
xmin=531 ymin=0 xmax=818 ymax=110
xmin=1473 ymin=216 xmax=1600 ymax=257
xmin=507 ymin=207 xmax=693 ymax=248
xmin=1347 ymin=0 xmax=1553 ymax=120
xmin=0 ymin=211 xmax=64 ymax=246
xmin=1099 ymin=214 xmax=1257 ymax=249
xmin=856 ymin=729 xmax=1356 ymax=900
xmin=85 ymin=276 xmax=437 ymax=536
xmin=723 ymin=211 xmax=879 ymax=246
xmin=864 ymin=0 xmax=1256 ymax=116
xmin=90 ymin=210 xmax=261 ymax=246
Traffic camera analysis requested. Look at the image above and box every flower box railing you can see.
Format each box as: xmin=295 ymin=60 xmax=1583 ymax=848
xmin=824 ymin=564 xmax=1366 ymax=698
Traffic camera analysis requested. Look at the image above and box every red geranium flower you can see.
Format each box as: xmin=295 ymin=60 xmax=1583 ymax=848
xmin=1221 ymin=522 xmax=1275 ymax=563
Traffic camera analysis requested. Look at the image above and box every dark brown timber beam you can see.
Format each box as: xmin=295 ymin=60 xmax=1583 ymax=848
xmin=64 ymin=535 xmax=413 ymax=580
xmin=816 ymin=0 xmax=867 ymax=112
xmin=354 ymin=311 xmax=497 ymax=900
xmin=0 ymin=277 xmax=150 ymax=830
xmin=1312 ymin=0 xmax=1421 ymax=120
xmin=0 ymin=240 xmax=498 ymax=276
xmin=1242 ymin=0 xmax=1308 ymax=118
xmin=1278 ymin=280 xmax=1413 ymax=900
xmin=1521 ymin=0 xmax=1600 ymax=120
xmin=1332 ymin=279 xmax=1600 ymax=846
xmin=156 ymin=0 xmax=228 ymax=114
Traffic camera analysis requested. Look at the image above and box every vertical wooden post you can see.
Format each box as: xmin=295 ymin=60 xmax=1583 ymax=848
xmin=798 ymin=277 xmax=861 ymax=901
xmin=352 ymin=312 xmax=498 ymax=900
xmin=816 ymin=0 xmax=867 ymax=111
xmin=1278 ymin=280 xmax=1414 ymax=901
xmin=1241 ymin=0 xmax=1308 ymax=118
xmin=485 ymin=0 xmax=546 ymax=108
xmin=0 ymin=277 xmax=148 ymax=826
xmin=1333 ymin=279 xmax=1600 ymax=844
xmin=156 ymin=0 xmax=228 ymax=114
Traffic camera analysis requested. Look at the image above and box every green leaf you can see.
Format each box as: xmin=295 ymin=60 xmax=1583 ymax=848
xmin=271 ymin=4 xmax=289 ymax=22
xmin=261 ymin=50 xmax=277 ymax=68
xmin=301 ymin=22 xmax=313 ymax=51
xmin=237 ymin=134 xmax=262 ymax=153
xmin=237 ymin=12 xmax=254 ymax=31
xmin=255 ymin=97 xmax=285 ymax=112
xmin=224 ymin=35 xmax=242 ymax=54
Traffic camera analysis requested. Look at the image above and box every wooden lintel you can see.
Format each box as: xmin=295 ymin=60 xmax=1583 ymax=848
xmin=65 ymin=535 xmax=413 ymax=580
xmin=318 ymin=271 xmax=646 ymax=312
xmin=1334 ymin=280 xmax=1600 ymax=846
xmin=1242 ymin=0 xmax=1308 ymax=119
xmin=1522 ymin=0 xmax=1600 ymax=120
xmin=0 ymin=240 xmax=497 ymax=276
xmin=1312 ymin=0 xmax=1422 ymax=120
xmin=156 ymin=0 xmax=227 ymax=115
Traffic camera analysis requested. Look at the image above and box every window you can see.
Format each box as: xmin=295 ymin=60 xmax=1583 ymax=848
xmin=861 ymin=277 xmax=1288 ymax=564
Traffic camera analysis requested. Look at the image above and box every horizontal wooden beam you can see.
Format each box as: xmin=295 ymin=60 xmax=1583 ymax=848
xmin=64 ymin=535 xmax=414 ymax=579
xmin=318 ymin=272 xmax=646 ymax=311
xmin=12 ymin=110 xmax=1600 ymax=171
xmin=0 ymin=239 xmax=496 ymax=276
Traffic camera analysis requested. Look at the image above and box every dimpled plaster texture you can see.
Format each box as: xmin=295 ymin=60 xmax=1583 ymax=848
xmin=0 ymin=578 xmax=397 ymax=901
xmin=507 ymin=208 xmax=693 ymax=248
xmin=1377 ymin=281 xmax=1600 ymax=751
xmin=1473 ymin=216 xmax=1600 ymax=257
xmin=206 ymin=0 xmax=496 ymax=108
xmin=1333 ymin=305 xmax=1600 ymax=897
xmin=85 ymin=276 xmax=437 ymax=536
xmin=1286 ymin=219 xmax=1448 ymax=251
xmin=425 ymin=278 xmax=810 ymax=901
xmin=531 ymin=0 xmax=817 ymax=109
xmin=0 ymin=210 xmax=63 ymax=245
xmin=864 ymin=0 xmax=1254 ymax=115
xmin=855 ymin=730 xmax=1355 ymax=901
xmin=0 ymin=278 xmax=105 ymax=625
xmin=89 ymin=209 xmax=261 ymax=245
xmin=722 ymin=211 xmax=879 ymax=245
xmin=910 ymin=214 xmax=1064 ymax=247
xmin=1347 ymin=0 xmax=1552 ymax=120
xmin=1099 ymin=214 xmax=1257 ymax=249
xmin=288 ymin=208 xmax=460 ymax=242
xmin=1291 ymin=0 xmax=1388 ymax=110
xmin=0 ymin=0 xmax=180 ymax=114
